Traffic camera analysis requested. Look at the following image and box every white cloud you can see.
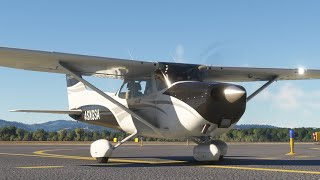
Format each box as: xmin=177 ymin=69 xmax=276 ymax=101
xmin=243 ymin=82 xmax=320 ymax=127
xmin=255 ymin=82 xmax=320 ymax=110
xmin=273 ymin=83 xmax=304 ymax=109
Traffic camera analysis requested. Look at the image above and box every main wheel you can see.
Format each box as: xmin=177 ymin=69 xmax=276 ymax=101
xmin=96 ymin=157 xmax=109 ymax=163
xmin=90 ymin=139 xmax=113 ymax=163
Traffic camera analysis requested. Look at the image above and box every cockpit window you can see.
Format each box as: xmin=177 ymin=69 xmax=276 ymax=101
xmin=118 ymin=79 xmax=152 ymax=99
xmin=118 ymin=81 xmax=130 ymax=99
xmin=155 ymin=63 xmax=204 ymax=90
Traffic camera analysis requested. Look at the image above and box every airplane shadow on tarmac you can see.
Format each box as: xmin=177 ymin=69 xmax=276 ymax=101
xmin=79 ymin=156 xmax=320 ymax=168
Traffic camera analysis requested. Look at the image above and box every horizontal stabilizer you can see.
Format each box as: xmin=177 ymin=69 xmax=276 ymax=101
xmin=10 ymin=109 xmax=82 ymax=115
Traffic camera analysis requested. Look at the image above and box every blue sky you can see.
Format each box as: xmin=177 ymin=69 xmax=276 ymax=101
xmin=1 ymin=1 xmax=320 ymax=127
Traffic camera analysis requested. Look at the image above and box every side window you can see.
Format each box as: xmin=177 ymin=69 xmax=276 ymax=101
xmin=132 ymin=81 xmax=143 ymax=98
xmin=118 ymin=81 xmax=131 ymax=99
xmin=132 ymin=80 xmax=152 ymax=98
xmin=118 ymin=79 xmax=152 ymax=99
xmin=144 ymin=80 xmax=152 ymax=95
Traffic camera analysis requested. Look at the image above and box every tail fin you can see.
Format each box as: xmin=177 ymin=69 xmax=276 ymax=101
xmin=66 ymin=74 xmax=87 ymax=92
xmin=66 ymin=74 xmax=87 ymax=109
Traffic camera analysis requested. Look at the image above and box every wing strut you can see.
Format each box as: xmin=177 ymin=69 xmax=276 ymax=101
xmin=247 ymin=76 xmax=278 ymax=102
xmin=114 ymin=130 xmax=137 ymax=149
xmin=58 ymin=61 xmax=161 ymax=135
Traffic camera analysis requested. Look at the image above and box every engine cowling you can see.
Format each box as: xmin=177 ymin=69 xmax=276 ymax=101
xmin=164 ymin=82 xmax=247 ymax=128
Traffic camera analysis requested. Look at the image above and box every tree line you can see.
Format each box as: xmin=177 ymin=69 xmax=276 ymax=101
xmin=215 ymin=127 xmax=319 ymax=142
xmin=0 ymin=126 xmax=319 ymax=142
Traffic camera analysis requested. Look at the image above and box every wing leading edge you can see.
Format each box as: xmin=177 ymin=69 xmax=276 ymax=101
xmin=158 ymin=62 xmax=320 ymax=82
xmin=203 ymin=66 xmax=320 ymax=82
xmin=1 ymin=47 xmax=320 ymax=82
xmin=0 ymin=47 xmax=158 ymax=78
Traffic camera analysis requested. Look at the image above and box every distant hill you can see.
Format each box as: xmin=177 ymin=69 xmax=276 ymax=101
xmin=0 ymin=119 xmax=116 ymax=132
xmin=0 ymin=119 xmax=283 ymax=132
xmin=235 ymin=124 xmax=278 ymax=129
xmin=0 ymin=119 xmax=31 ymax=130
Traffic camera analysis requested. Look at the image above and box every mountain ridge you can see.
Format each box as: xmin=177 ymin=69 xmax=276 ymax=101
xmin=0 ymin=119 xmax=115 ymax=132
xmin=2 ymin=119 xmax=314 ymax=132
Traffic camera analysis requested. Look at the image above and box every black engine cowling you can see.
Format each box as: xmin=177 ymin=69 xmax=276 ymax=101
xmin=164 ymin=82 xmax=247 ymax=127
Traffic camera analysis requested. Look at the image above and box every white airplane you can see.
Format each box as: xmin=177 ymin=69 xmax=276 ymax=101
xmin=0 ymin=47 xmax=319 ymax=163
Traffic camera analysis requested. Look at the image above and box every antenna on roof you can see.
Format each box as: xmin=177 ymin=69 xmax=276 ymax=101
xmin=128 ymin=50 xmax=134 ymax=60
xmin=170 ymin=51 xmax=177 ymax=63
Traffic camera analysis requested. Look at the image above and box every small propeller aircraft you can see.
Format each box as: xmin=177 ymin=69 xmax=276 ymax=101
xmin=0 ymin=47 xmax=319 ymax=163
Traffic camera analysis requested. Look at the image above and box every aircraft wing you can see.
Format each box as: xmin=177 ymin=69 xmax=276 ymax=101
xmin=0 ymin=47 xmax=158 ymax=78
xmin=1 ymin=47 xmax=320 ymax=82
xmin=203 ymin=66 xmax=320 ymax=82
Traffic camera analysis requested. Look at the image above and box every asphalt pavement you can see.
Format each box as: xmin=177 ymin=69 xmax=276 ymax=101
xmin=0 ymin=143 xmax=319 ymax=180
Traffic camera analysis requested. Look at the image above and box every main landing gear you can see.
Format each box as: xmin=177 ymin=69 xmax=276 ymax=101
xmin=90 ymin=139 xmax=113 ymax=163
xmin=90 ymin=131 xmax=137 ymax=163
xmin=192 ymin=139 xmax=228 ymax=161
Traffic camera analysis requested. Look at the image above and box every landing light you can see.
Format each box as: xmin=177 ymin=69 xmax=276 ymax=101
xmin=224 ymin=86 xmax=245 ymax=103
xmin=224 ymin=87 xmax=245 ymax=95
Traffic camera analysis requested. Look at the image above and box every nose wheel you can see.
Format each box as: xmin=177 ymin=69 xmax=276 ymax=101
xmin=96 ymin=157 xmax=109 ymax=163
xmin=192 ymin=139 xmax=228 ymax=161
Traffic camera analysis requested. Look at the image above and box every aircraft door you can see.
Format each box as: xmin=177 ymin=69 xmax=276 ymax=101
xmin=117 ymin=78 xmax=158 ymax=134
xmin=130 ymin=79 xmax=158 ymax=132
xmin=133 ymin=79 xmax=156 ymax=125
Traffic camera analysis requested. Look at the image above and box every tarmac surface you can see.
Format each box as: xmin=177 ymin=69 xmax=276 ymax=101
xmin=0 ymin=142 xmax=320 ymax=180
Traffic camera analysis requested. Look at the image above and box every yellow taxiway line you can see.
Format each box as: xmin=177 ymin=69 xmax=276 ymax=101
xmin=295 ymin=155 xmax=314 ymax=159
xmin=33 ymin=149 xmax=184 ymax=164
xmin=33 ymin=149 xmax=320 ymax=175
xmin=0 ymin=152 xmax=55 ymax=158
xmin=1 ymin=148 xmax=320 ymax=175
xmin=16 ymin=166 xmax=64 ymax=169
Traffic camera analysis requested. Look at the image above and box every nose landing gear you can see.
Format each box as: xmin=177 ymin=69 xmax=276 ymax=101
xmin=192 ymin=139 xmax=228 ymax=161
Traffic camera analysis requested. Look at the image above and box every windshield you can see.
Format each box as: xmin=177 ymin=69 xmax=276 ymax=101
xmin=156 ymin=63 xmax=204 ymax=90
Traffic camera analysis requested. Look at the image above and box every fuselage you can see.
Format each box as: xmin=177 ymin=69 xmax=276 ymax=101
xmin=69 ymin=81 xmax=247 ymax=139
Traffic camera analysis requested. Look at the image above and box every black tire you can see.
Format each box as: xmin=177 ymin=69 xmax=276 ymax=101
xmin=219 ymin=155 xmax=224 ymax=161
xmin=96 ymin=157 xmax=109 ymax=163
